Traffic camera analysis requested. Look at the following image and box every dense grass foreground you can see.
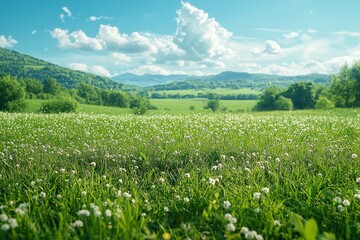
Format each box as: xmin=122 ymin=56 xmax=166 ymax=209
xmin=0 ymin=112 xmax=360 ymax=239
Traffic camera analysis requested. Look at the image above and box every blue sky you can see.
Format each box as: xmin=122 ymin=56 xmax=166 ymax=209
xmin=1 ymin=0 xmax=360 ymax=76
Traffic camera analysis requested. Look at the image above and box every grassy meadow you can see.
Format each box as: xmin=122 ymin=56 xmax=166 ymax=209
xmin=1 ymin=110 xmax=360 ymax=239
xmin=149 ymin=99 xmax=257 ymax=113
xmin=150 ymin=88 xmax=261 ymax=96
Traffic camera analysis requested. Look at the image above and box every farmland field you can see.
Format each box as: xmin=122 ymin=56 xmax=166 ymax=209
xmin=0 ymin=112 xmax=360 ymax=239
xmin=149 ymin=99 xmax=257 ymax=113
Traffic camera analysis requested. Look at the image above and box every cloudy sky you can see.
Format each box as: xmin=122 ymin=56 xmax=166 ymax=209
xmin=1 ymin=0 xmax=360 ymax=77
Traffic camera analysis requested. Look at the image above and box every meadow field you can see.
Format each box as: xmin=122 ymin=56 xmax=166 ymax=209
xmin=1 ymin=110 xmax=360 ymax=239
xmin=149 ymin=88 xmax=261 ymax=96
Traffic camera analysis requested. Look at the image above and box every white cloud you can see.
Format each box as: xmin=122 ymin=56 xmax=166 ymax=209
xmin=60 ymin=13 xmax=65 ymax=22
xmin=60 ymin=7 xmax=72 ymax=22
xmin=130 ymin=65 xmax=188 ymax=75
xmin=252 ymin=40 xmax=283 ymax=56
xmin=69 ymin=63 xmax=88 ymax=72
xmin=89 ymin=16 xmax=113 ymax=22
xmin=69 ymin=63 xmax=111 ymax=77
xmin=333 ymin=31 xmax=360 ymax=37
xmin=254 ymin=28 xmax=289 ymax=33
xmin=0 ymin=35 xmax=18 ymax=48
xmin=308 ymin=28 xmax=317 ymax=34
xmin=174 ymin=2 xmax=233 ymax=60
xmin=50 ymin=28 xmax=102 ymax=51
xmin=98 ymin=24 xmax=156 ymax=53
xmin=31 ymin=30 xmax=37 ymax=35
xmin=110 ymin=52 xmax=132 ymax=65
xmin=62 ymin=7 xmax=72 ymax=17
xmin=283 ymin=32 xmax=299 ymax=39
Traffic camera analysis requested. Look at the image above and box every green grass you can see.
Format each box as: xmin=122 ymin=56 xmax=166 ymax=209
xmin=0 ymin=111 xmax=359 ymax=239
xmin=150 ymin=98 xmax=257 ymax=113
xmin=151 ymin=88 xmax=261 ymax=96
xmin=23 ymin=99 xmax=131 ymax=115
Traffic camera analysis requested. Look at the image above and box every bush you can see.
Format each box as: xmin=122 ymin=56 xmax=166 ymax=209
xmin=315 ymin=96 xmax=335 ymax=109
xmin=274 ymin=96 xmax=293 ymax=110
xmin=0 ymin=75 xmax=26 ymax=112
xmin=39 ymin=97 xmax=78 ymax=113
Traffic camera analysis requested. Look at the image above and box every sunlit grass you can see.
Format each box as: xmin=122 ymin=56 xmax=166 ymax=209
xmin=1 ymin=111 xmax=359 ymax=239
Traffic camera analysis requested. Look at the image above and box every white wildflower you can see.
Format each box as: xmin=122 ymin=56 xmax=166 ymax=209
xmin=40 ymin=191 xmax=46 ymax=198
xmin=72 ymin=220 xmax=83 ymax=228
xmin=274 ymin=220 xmax=281 ymax=226
xmin=123 ymin=192 xmax=132 ymax=198
xmin=333 ymin=196 xmax=342 ymax=203
xmin=81 ymin=191 xmax=87 ymax=196
xmin=90 ymin=162 xmax=96 ymax=167
xmin=342 ymin=199 xmax=350 ymax=206
xmin=209 ymin=177 xmax=216 ymax=185
xmin=94 ymin=209 xmax=101 ymax=217
xmin=164 ymin=206 xmax=169 ymax=212
xmin=253 ymin=192 xmax=261 ymax=199
xmin=0 ymin=214 xmax=8 ymax=222
xmin=1 ymin=224 xmax=10 ymax=231
xmin=8 ymin=218 xmax=18 ymax=228
xmin=337 ymin=205 xmax=345 ymax=212
xmin=105 ymin=209 xmax=112 ymax=217
xmin=77 ymin=209 xmax=90 ymax=217
xmin=226 ymin=223 xmax=236 ymax=232
xmin=261 ymin=187 xmax=269 ymax=194
xmin=223 ymin=200 xmax=231 ymax=209
xmin=352 ymin=153 xmax=358 ymax=159
xmin=184 ymin=197 xmax=189 ymax=203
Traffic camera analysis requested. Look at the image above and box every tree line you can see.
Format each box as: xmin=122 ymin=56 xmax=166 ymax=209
xmin=150 ymin=92 xmax=258 ymax=100
xmin=255 ymin=61 xmax=360 ymax=111
xmin=0 ymin=75 xmax=151 ymax=114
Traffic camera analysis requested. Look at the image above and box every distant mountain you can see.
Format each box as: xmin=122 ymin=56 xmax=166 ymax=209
xmin=0 ymin=47 xmax=121 ymax=89
xmin=112 ymin=73 xmax=191 ymax=86
xmin=151 ymin=71 xmax=332 ymax=90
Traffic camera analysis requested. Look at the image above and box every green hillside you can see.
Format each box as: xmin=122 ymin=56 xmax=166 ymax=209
xmin=0 ymin=47 xmax=121 ymax=89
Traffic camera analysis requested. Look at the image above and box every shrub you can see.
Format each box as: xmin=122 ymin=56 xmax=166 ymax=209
xmin=274 ymin=96 xmax=293 ymax=110
xmin=315 ymin=96 xmax=335 ymax=109
xmin=39 ymin=97 xmax=78 ymax=113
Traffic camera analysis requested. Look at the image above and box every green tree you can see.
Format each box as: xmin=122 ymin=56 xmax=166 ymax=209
xmin=43 ymin=78 xmax=61 ymax=95
xmin=274 ymin=96 xmax=293 ymax=110
xmin=284 ymin=82 xmax=316 ymax=109
xmin=204 ymin=99 xmax=220 ymax=112
xmin=0 ymin=75 xmax=26 ymax=112
xmin=254 ymin=86 xmax=283 ymax=111
xmin=77 ymin=83 xmax=100 ymax=104
xmin=24 ymin=78 xmax=43 ymax=96
xmin=108 ymin=91 xmax=130 ymax=108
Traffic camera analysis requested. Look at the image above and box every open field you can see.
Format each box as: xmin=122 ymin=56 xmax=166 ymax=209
xmin=23 ymin=99 xmax=258 ymax=114
xmin=150 ymin=88 xmax=261 ymax=96
xmin=0 ymin=111 xmax=360 ymax=239
xmin=149 ymin=99 xmax=257 ymax=113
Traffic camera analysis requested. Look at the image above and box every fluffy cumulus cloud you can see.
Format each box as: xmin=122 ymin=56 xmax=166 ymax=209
xmin=98 ymin=24 xmax=156 ymax=53
xmin=174 ymin=2 xmax=233 ymax=60
xmin=69 ymin=63 xmax=111 ymax=77
xmin=252 ymin=40 xmax=283 ymax=56
xmin=0 ymin=35 xmax=18 ymax=48
xmin=110 ymin=52 xmax=132 ymax=65
xmin=50 ymin=28 xmax=102 ymax=51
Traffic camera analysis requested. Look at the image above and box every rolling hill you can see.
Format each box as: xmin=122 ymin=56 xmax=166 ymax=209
xmin=0 ymin=47 xmax=121 ymax=89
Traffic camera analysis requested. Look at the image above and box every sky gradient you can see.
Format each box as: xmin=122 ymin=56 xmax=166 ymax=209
xmin=1 ymin=0 xmax=360 ymax=77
